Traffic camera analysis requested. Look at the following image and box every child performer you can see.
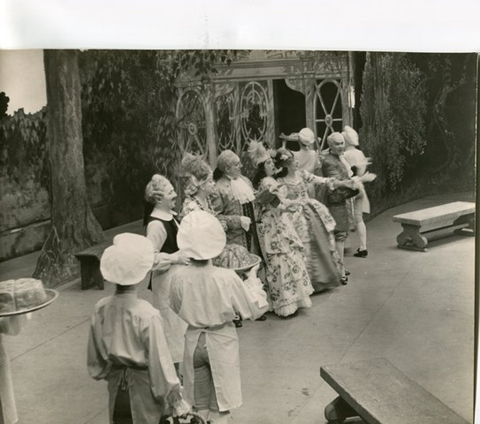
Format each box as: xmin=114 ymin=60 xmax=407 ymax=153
xmin=169 ymin=211 xmax=269 ymax=424
xmin=87 ymin=233 xmax=189 ymax=424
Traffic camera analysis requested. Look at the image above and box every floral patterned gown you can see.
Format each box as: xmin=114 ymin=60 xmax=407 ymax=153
xmin=277 ymin=170 xmax=342 ymax=292
xmin=257 ymin=177 xmax=313 ymax=317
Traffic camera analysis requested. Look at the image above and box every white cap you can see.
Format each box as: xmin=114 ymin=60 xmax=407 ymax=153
xmin=298 ymin=128 xmax=315 ymax=146
xmin=177 ymin=211 xmax=226 ymax=260
xmin=100 ymin=233 xmax=154 ymax=285
xmin=342 ymin=126 xmax=359 ymax=147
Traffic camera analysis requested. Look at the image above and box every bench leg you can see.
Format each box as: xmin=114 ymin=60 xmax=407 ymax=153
xmin=80 ymin=260 xmax=94 ymax=290
xmin=325 ymin=396 xmax=359 ymax=423
xmin=80 ymin=258 xmax=105 ymax=290
xmin=396 ymin=224 xmax=428 ymax=252
xmin=453 ymin=214 xmax=475 ymax=236
xmin=93 ymin=265 xmax=105 ymax=290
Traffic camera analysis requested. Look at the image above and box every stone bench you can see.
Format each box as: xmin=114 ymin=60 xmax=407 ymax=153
xmin=392 ymin=201 xmax=475 ymax=251
xmin=320 ymin=357 xmax=470 ymax=424
xmin=74 ymin=241 xmax=112 ymax=290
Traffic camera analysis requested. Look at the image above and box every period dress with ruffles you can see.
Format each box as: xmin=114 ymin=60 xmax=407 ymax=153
xmin=169 ymin=264 xmax=268 ymax=412
xmin=256 ymin=176 xmax=313 ymax=316
xmin=277 ymin=170 xmax=342 ymax=292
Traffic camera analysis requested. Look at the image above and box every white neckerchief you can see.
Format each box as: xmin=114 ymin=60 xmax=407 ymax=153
xmin=228 ymin=176 xmax=255 ymax=204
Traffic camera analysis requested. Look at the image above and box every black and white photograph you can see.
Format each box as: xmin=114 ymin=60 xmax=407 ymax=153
xmin=0 ymin=2 xmax=478 ymax=424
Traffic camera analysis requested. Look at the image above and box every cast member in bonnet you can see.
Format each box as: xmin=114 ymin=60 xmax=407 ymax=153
xmin=342 ymin=125 xmax=374 ymax=258
xmin=250 ymin=140 xmax=314 ymax=317
xmin=87 ymin=233 xmax=189 ymax=424
xmin=169 ymin=211 xmax=268 ymax=424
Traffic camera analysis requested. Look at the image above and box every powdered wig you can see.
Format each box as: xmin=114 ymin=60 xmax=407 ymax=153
xmin=181 ymin=153 xmax=213 ymax=196
xmin=144 ymin=174 xmax=171 ymax=204
xmin=216 ymin=150 xmax=239 ymax=173
xmin=327 ymin=132 xmax=345 ymax=147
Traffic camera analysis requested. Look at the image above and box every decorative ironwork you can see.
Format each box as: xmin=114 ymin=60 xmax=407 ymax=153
xmin=176 ymin=89 xmax=208 ymax=159
xmin=240 ymin=81 xmax=268 ymax=149
xmin=314 ymin=79 xmax=343 ymax=150
xmin=215 ymin=91 xmax=236 ymax=153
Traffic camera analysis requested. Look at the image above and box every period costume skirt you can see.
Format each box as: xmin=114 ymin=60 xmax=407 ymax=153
xmin=289 ymin=200 xmax=342 ymax=292
xmin=260 ymin=209 xmax=313 ymax=316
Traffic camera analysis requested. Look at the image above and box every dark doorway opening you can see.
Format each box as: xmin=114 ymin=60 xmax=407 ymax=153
xmin=273 ymin=79 xmax=306 ymax=151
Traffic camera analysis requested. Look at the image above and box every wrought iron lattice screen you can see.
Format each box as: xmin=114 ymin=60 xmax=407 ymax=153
xmin=239 ymin=81 xmax=268 ymax=150
xmin=314 ymin=79 xmax=343 ymax=150
xmin=176 ymin=89 xmax=208 ymax=159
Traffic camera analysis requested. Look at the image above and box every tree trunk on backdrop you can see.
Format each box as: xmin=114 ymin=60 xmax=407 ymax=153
xmin=33 ymin=50 xmax=104 ymax=288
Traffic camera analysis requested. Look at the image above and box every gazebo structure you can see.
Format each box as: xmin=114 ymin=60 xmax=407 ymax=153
xmin=175 ymin=50 xmax=355 ymax=168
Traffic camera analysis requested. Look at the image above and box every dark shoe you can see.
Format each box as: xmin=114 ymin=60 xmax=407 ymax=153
xmin=353 ymin=249 xmax=368 ymax=258
xmin=256 ymin=314 xmax=267 ymax=321
xmin=341 ymin=276 xmax=348 ymax=285
xmin=233 ymin=319 xmax=243 ymax=328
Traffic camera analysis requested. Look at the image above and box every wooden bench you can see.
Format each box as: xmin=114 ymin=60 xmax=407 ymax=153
xmin=392 ymin=201 xmax=475 ymax=251
xmin=320 ymin=357 xmax=470 ymax=424
xmin=75 ymin=240 xmax=112 ymax=290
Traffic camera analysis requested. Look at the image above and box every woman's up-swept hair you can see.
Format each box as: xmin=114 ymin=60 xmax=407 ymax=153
xmin=181 ymin=153 xmax=212 ymax=197
xmin=272 ymin=148 xmax=294 ymax=179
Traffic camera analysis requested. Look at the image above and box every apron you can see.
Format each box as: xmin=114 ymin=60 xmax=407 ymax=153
xmin=183 ymin=323 xmax=242 ymax=412
xmin=107 ymin=366 xmax=165 ymax=424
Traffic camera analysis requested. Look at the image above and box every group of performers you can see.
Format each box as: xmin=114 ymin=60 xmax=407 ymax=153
xmin=87 ymin=126 xmax=375 ymax=424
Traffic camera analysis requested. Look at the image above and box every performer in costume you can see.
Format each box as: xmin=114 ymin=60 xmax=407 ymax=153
xmin=274 ymin=147 xmax=349 ymax=291
xmin=169 ymin=211 xmax=269 ymax=424
xmin=322 ymin=133 xmax=375 ymax=281
xmin=144 ymin=174 xmax=189 ymax=367
xmin=342 ymin=126 xmax=373 ymax=258
xmin=293 ymin=128 xmax=323 ymax=199
xmin=211 ymin=150 xmax=262 ymax=258
xmin=179 ymin=153 xmax=245 ymax=328
xmin=87 ymin=233 xmax=190 ymax=424
xmin=250 ymin=140 xmax=314 ymax=317
xmin=179 ymin=153 xmax=225 ymax=228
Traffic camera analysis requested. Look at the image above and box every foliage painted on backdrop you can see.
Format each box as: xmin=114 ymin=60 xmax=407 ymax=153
xmin=360 ymin=52 xmax=427 ymax=195
xmin=79 ymin=50 xmax=241 ymax=211
xmin=0 ymin=106 xmax=48 ymax=188
xmin=359 ymin=52 xmax=476 ymax=215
